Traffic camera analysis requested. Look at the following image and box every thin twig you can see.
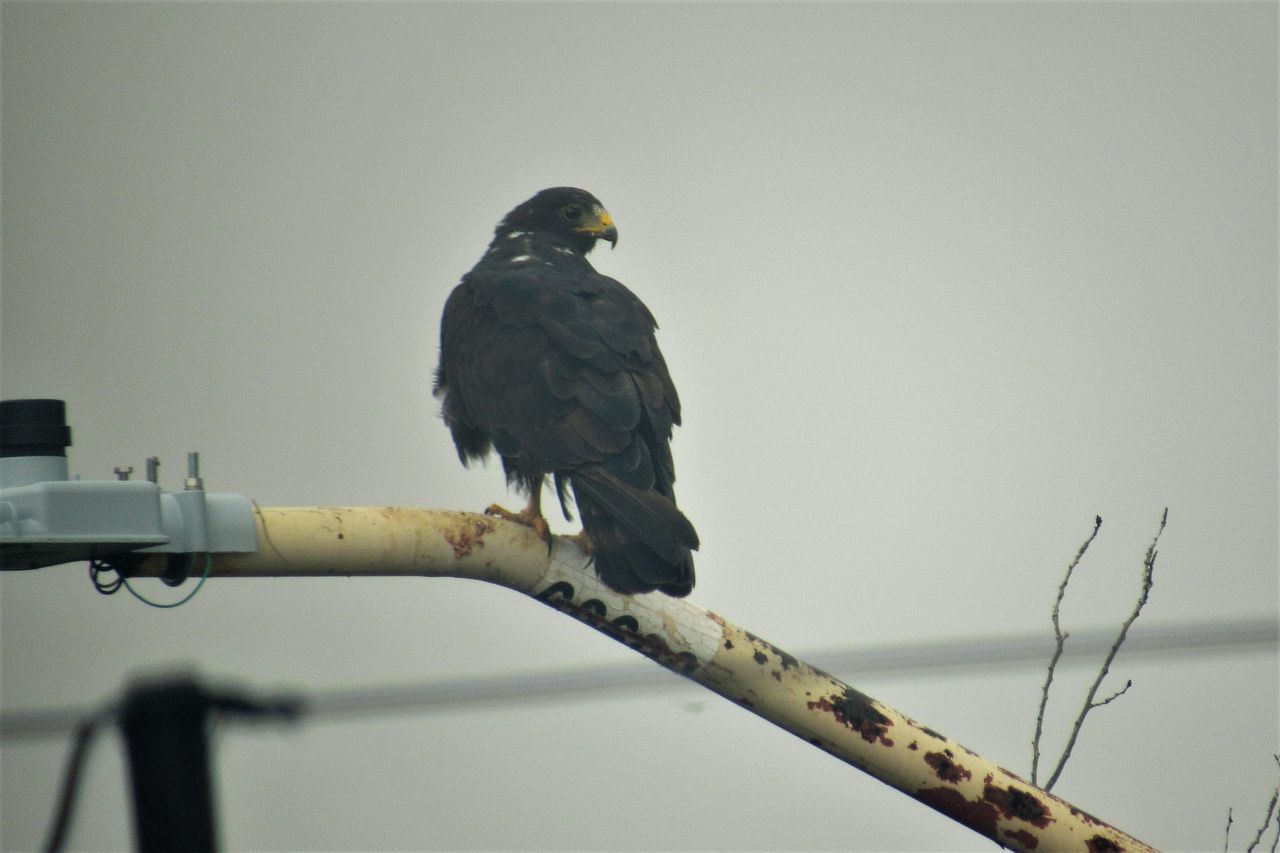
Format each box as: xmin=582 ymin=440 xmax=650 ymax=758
xmin=1227 ymin=807 xmax=1235 ymax=853
xmin=1042 ymin=508 xmax=1166 ymax=792
xmin=1031 ymin=514 xmax=1102 ymax=785
xmin=1093 ymin=679 xmax=1132 ymax=707
xmin=1245 ymin=755 xmax=1280 ymax=853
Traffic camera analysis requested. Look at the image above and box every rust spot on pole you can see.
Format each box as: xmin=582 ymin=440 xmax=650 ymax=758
xmin=750 ymin=636 xmax=799 ymax=671
xmin=807 ymin=687 xmax=893 ymax=747
xmin=766 ymin=649 xmax=798 ymax=681
xmin=440 ymin=516 xmax=495 ymax=559
xmin=982 ymin=778 xmax=1052 ymax=828
xmin=1004 ymin=828 xmax=1039 ymax=849
xmin=916 ymin=786 xmax=999 ymax=835
xmin=924 ymin=749 xmax=973 ymax=783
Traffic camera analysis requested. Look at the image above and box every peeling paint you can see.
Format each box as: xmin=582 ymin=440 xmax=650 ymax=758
xmin=916 ymin=786 xmax=998 ymax=836
xmin=1004 ymin=828 xmax=1039 ymax=849
xmin=983 ymin=782 xmax=1052 ymax=828
xmin=745 ymin=633 xmax=800 ymax=673
xmin=924 ymin=750 xmax=973 ymax=784
xmin=807 ymin=687 xmax=894 ymax=747
xmin=440 ymin=515 xmax=495 ymax=559
xmin=658 ymin=611 xmax=693 ymax=650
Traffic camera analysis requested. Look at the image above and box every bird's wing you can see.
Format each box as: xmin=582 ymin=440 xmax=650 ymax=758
xmin=441 ymin=262 xmax=681 ymax=496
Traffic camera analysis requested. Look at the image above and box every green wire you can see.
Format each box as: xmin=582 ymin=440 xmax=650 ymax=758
xmin=122 ymin=553 xmax=212 ymax=608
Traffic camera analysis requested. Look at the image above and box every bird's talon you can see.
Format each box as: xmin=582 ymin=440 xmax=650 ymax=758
xmin=485 ymin=503 xmax=551 ymax=544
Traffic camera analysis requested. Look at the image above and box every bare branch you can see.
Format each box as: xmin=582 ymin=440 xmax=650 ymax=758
xmin=1227 ymin=807 xmax=1235 ymax=853
xmin=1091 ymin=678 xmax=1132 ymax=708
xmin=1031 ymin=514 xmax=1102 ymax=785
xmin=1042 ymin=508 xmax=1166 ymax=792
xmin=1245 ymin=755 xmax=1280 ymax=853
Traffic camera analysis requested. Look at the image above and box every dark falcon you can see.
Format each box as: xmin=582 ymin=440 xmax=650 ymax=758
xmin=434 ymin=187 xmax=698 ymax=596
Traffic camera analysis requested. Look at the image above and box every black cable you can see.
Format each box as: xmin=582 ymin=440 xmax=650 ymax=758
xmin=5 ymin=617 xmax=1275 ymax=740
xmin=42 ymin=704 xmax=115 ymax=853
xmin=7 ymin=621 xmax=1273 ymax=850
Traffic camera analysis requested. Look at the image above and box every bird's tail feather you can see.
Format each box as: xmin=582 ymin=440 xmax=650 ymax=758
xmin=570 ymin=466 xmax=697 ymax=597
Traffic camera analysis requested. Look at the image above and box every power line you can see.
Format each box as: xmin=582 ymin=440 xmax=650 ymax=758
xmin=2 ymin=616 xmax=1274 ymax=739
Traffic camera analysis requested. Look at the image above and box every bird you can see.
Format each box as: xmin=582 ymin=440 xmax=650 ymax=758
xmin=433 ymin=187 xmax=698 ymax=596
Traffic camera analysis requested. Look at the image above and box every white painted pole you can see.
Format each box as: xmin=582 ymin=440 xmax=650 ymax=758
xmin=132 ymin=506 xmax=1155 ymax=851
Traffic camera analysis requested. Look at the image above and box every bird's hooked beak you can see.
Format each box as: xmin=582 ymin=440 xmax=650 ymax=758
xmin=577 ymin=207 xmax=619 ymax=249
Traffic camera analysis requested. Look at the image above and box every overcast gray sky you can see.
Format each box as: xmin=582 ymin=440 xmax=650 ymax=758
xmin=2 ymin=2 xmax=1276 ymax=850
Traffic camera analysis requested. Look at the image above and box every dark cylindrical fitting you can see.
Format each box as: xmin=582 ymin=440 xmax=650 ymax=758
xmin=0 ymin=399 xmax=73 ymax=458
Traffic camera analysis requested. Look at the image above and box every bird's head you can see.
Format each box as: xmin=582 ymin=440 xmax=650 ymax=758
xmin=496 ymin=187 xmax=618 ymax=255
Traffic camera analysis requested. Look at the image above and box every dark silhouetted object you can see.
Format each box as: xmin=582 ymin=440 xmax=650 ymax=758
xmin=120 ymin=678 xmax=218 ymax=853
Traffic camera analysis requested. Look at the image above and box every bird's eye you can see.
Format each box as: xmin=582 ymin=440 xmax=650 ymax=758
xmin=560 ymin=204 xmax=585 ymax=223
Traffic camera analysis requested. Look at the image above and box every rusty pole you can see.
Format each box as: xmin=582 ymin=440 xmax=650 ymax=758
xmin=129 ymin=506 xmax=1155 ymax=851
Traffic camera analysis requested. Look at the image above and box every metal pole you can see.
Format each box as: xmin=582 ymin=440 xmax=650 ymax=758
xmin=130 ymin=506 xmax=1155 ymax=851
xmin=119 ymin=676 xmax=218 ymax=853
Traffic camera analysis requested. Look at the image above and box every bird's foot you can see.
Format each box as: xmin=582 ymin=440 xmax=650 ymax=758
xmin=561 ymin=531 xmax=595 ymax=556
xmin=485 ymin=503 xmax=551 ymax=544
